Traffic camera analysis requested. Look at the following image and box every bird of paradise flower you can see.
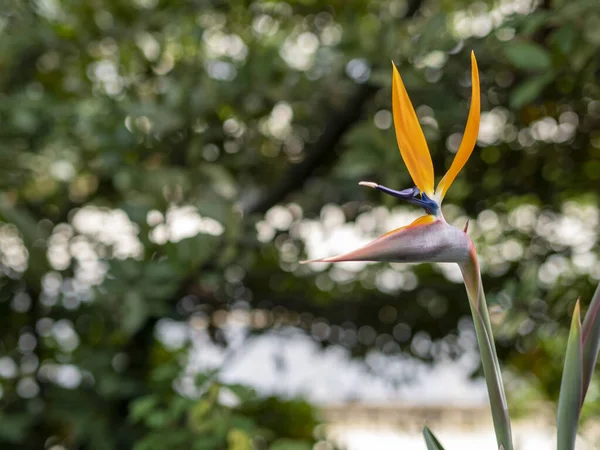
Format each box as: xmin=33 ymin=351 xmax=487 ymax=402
xmin=304 ymin=53 xmax=480 ymax=267
xmin=302 ymin=52 xmax=515 ymax=450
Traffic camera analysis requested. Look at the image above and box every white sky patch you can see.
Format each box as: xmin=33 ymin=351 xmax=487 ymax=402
xmin=536 ymin=202 xmax=598 ymax=252
xmin=530 ymin=115 xmax=578 ymax=144
xmin=436 ymin=263 xmax=464 ymax=284
xmin=414 ymin=50 xmax=448 ymax=70
xmin=0 ymin=224 xmax=29 ymax=273
xmin=155 ymin=318 xmax=189 ymax=350
xmin=260 ymin=102 xmax=293 ymax=140
xmin=50 ymin=160 xmax=77 ymax=181
xmin=346 ymin=58 xmax=371 ymax=83
xmin=72 ymin=206 xmax=143 ymax=259
xmin=451 ymin=0 xmax=536 ymax=40
xmin=0 ymin=357 xmax=18 ymax=379
xmin=203 ymin=30 xmax=248 ymax=61
xmin=38 ymin=363 xmax=83 ymax=389
xmin=252 ymin=14 xmax=280 ymax=37
xmin=280 ymin=31 xmax=320 ymax=71
xmin=88 ymin=59 xmax=124 ymax=97
xmin=205 ymin=60 xmax=237 ymax=81
xmin=478 ymin=109 xmax=509 ymax=145
xmin=320 ymin=23 xmax=343 ymax=46
xmin=266 ymin=205 xmax=295 ymax=230
xmin=150 ymin=205 xmax=224 ymax=244
xmin=184 ymin=326 xmax=488 ymax=405
xmin=477 ymin=107 xmax=579 ymax=148
xmin=43 ymin=204 xmax=224 ymax=290
xmin=135 ymin=32 xmax=160 ymax=61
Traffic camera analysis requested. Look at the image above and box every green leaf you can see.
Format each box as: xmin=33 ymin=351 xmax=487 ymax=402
xmin=557 ymin=300 xmax=583 ymax=450
xmin=227 ymin=428 xmax=252 ymax=450
xmin=141 ymin=260 xmax=181 ymax=301
xmin=509 ymin=73 xmax=555 ymax=110
xmin=146 ymin=410 xmax=171 ymax=429
xmin=122 ymin=201 xmax=152 ymax=227
xmin=130 ymin=395 xmax=160 ymax=423
xmin=550 ymin=25 xmax=578 ymax=55
xmin=192 ymin=434 xmax=226 ymax=450
xmin=504 ymin=42 xmax=552 ymax=71
xmin=269 ymin=440 xmax=311 ymax=450
xmin=200 ymin=164 xmax=238 ymax=199
xmin=166 ymin=396 xmax=191 ymax=421
xmin=188 ymin=399 xmax=213 ymax=432
xmin=581 ymin=283 xmax=600 ymax=403
xmin=225 ymin=384 xmax=257 ymax=403
xmin=519 ymin=11 xmax=551 ymax=36
xmin=122 ymin=289 xmax=147 ymax=336
xmin=230 ymin=414 xmax=257 ymax=433
xmin=176 ymin=233 xmax=219 ymax=266
xmin=197 ymin=199 xmax=233 ymax=225
xmin=0 ymin=412 xmax=34 ymax=443
xmin=423 ymin=427 xmax=446 ymax=450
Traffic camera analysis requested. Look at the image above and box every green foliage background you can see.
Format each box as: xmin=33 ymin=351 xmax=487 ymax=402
xmin=1 ymin=0 xmax=600 ymax=448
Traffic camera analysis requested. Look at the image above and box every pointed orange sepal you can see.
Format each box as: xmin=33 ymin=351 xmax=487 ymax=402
xmin=436 ymin=51 xmax=480 ymax=200
xmin=391 ymin=62 xmax=435 ymax=197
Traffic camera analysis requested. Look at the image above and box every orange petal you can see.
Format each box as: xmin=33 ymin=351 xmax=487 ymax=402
xmin=436 ymin=51 xmax=480 ymax=200
xmin=392 ymin=62 xmax=435 ymax=196
xmin=301 ymin=215 xmax=471 ymax=264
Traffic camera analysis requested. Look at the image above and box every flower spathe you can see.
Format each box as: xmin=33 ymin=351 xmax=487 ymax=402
xmin=305 ymin=215 xmax=472 ymax=265
xmin=303 ymin=52 xmax=480 ymax=266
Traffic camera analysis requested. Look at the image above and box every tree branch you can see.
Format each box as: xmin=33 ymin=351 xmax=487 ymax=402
xmin=242 ymin=81 xmax=380 ymax=215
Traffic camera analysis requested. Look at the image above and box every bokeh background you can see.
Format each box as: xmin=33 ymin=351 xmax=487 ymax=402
xmin=1 ymin=0 xmax=600 ymax=448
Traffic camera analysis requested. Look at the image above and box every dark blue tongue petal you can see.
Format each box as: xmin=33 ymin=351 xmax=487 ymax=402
xmin=359 ymin=182 xmax=439 ymax=215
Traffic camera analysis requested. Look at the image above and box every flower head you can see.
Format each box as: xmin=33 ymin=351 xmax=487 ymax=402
xmin=304 ymin=52 xmax=480 ymax=265
xmin=372 ymin=51 xmax=480 ymax=210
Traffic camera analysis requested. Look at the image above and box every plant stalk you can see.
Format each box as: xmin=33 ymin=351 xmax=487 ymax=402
xmin=459 ymin=247 xmax=513 ymax=450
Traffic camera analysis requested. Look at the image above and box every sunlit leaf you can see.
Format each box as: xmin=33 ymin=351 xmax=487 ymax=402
xmin=130 ymin=395 xmax=160 ymax=423
xmin=504 ymin=42 xmax=552 ymax=71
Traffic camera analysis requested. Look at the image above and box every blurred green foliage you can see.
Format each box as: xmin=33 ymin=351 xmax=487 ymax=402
xmin=1 ymin=0 xmax=600 ymax=447
xmin=130 ymin=380 xmax=319 ymax=450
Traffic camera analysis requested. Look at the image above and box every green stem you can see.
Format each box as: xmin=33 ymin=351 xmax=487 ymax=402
xmin=459 ymin=248 xmax=513 ymax=450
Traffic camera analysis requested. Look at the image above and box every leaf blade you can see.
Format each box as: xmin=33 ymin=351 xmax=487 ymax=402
xmin=509 ymin=73 xmax=555 ymax=110
xmin=557 ymin=301 xmax=583 ymax=450
xmin=423 ymin=427 xmax=446 ymax=450
xmin=504 ymin=42 xmax=552 ymax=71
xmin=581 ymin=282 xmax=600 ymax=403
